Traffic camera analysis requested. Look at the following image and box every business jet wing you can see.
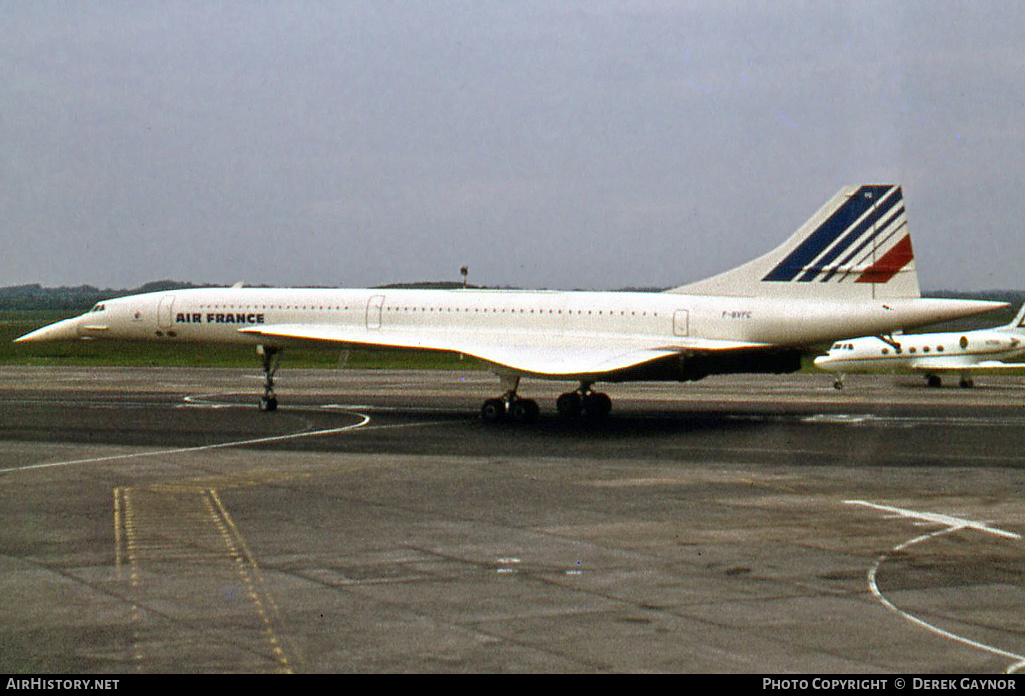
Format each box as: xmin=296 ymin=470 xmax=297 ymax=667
xmin=238 ymin=323 xmax=769 ymax=378
xmin=909 ymin=360 xmax=1025 ymax=372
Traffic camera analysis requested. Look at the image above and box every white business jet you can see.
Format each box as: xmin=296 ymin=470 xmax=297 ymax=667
xmin=815 ymin=303 xmax=1025 ymax=389
xmin=16 ymin=185 xmax=1006 ymax=421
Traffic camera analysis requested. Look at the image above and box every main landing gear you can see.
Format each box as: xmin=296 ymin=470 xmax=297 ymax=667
xmin=479 ymin=377 xmax=613 ymax=424
xmin=555 ymin=384 xmax=612 ymax=419
xmin=480 ymin=375 xmax=540 ymax=424
xmin=257 ymin=345 xmax=281 ymax=412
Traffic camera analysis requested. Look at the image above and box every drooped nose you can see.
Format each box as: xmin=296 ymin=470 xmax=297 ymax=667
xmin=813 ymin=354 xmax=833 ymax=370
xmin=13 ymin=316 xmax=84 ymax=343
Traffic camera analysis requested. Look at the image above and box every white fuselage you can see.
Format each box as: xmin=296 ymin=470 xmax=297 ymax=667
xmin=31 ymin=287 xmax=1002 ymax=369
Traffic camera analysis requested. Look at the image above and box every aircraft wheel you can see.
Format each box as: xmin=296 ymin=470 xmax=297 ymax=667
xmin=259 ymin=396 xmax=278 ymax=412
xmin=582 ymin=392 xmax=612 ymax=419
xmin=926 ymin=375 xmax=942 ymax=388
xmin=960 ymin=378 xmax=974 ymax=389
xmin=833 ymin=380 xmax=844 ymax=390
xmin=556 ymin=392 xmax=582 ymax=418
xmin=511 ymin=398 xmax=540 ymax=423
xmin=481 ymin=398 xmax=507 ymax=423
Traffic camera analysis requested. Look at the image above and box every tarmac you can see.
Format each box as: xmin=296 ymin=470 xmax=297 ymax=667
xmin=2 ymin=366 xmax=1025 ymax=673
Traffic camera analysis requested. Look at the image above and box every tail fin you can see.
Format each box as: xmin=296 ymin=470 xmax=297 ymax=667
xmin=668 ymin=184 xmax=920 ymax=299
xmin=1007 ymin=303 xmax=1025 ymax=330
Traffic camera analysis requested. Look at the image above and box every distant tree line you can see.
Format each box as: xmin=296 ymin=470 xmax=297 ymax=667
xmin=0 ymin=281 xmax=212 ymax=311
xmin=0 ymin=280 xmax=485 ymax=311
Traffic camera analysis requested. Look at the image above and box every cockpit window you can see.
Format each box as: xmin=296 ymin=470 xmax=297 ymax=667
xmin=91 ymin=303 xmax=106 ymax=312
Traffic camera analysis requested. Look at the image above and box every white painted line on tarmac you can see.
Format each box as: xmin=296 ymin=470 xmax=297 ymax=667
xmin=846 ymin=500 xmax=1021 ymax=540
xmin=848 ymin=500 xmax=1025 ymax=672
xmin=0 ymin=414 xmax=372 ymax=476
xmin=3 ymin=388 xmax=455 ymax=477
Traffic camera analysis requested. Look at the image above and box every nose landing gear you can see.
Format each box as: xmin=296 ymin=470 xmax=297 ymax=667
xmin=257 ymin=345 xmax=281 ymax=412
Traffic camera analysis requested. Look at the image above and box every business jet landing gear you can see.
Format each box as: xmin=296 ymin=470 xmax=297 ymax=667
xmin=257 ymin=345 xmax=281 ymax=412
xmin=556 ymin=383 xmax=612 ymax=419
xmin=480 ymin=374 xmax=539 ymax=424
xmin=924 ymin=374 xmax=973 ymax=388
xmin=832 ymin=375 xmax=846 ymax=390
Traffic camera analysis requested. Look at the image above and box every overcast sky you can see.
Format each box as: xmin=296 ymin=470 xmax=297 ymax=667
xmin=2 ymin=1 xmax=1023 ymax=291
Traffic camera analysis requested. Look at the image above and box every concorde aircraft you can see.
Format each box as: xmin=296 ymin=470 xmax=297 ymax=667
xmin=814 ymin=303 xmax=1025 ymax=389
xmin=16 ymin=185 xmax=1007 ymax=421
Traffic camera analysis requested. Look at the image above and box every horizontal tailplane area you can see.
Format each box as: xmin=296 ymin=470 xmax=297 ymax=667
xmin=670 ymin=185 xmax=920 ymax=299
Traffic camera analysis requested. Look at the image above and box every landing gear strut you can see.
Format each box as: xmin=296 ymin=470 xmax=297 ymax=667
xmin=479 ymin=376 xmax=615 ymax=424
xmin=257 ymin=345 xmax=281 ymax=412
xmin=480 ymin=374 xmax=540 ymax=424
xmin=556 ymin=383 xmax=612 ymax=419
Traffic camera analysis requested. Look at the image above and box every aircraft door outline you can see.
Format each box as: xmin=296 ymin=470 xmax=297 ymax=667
xmin=366 ymin=295 xmax=385 ymax=330
xmin=157 ymin=294 xmax=175 ymax=330
xmin=673 ymin=309 xmax=690 ymax=337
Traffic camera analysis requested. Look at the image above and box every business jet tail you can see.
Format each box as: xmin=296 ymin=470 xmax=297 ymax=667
xmin=1005 ymin=302 xmax=1025 ymax=330
xmin=669 ymin=184 xmax=918 ymax=300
